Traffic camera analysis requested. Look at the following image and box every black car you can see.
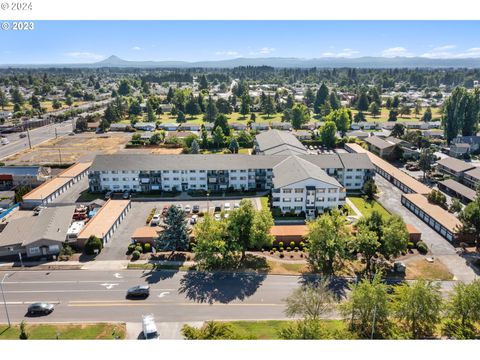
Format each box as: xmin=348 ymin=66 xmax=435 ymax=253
xmin=192 ymin=205 xmax=200 ymax=213
xmin=27 ymin=302 xmax=55 ymax=315
xmin=126 ymin=285 xmax=150 ymax=299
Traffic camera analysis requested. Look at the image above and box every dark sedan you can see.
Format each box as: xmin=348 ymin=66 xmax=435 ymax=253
xmin=27 ymin=302 xmax=55 ymax=316
xmin=126 ymin=285 xmax=150 ymax=299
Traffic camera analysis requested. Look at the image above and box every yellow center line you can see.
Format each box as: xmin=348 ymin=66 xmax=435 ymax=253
xmin=68 ymin=302 xmax=283 ymax=307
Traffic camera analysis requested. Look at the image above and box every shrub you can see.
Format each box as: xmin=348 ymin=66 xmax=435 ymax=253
xmin=294 ymin=247 xmax=299 ymax=252
xmin=299 ymin=241 xmax=305 ymax=249
xmin=60 ymin=244 xmax=74 ymax=257
xmin=127 ymin=243 xmax=136 ymax=254
xmin=135 ymin=245 xmax=143 ymax=253
xmin=279 ymin=253 xmax=284 ymax=258
xmin=272 ymin=247 xmax=277 ymax=252
xmin=131 ymin=250 xmax=141 ymax=261
xmin=84 ymin=235 xmax=102 ymax=255
xmin=407 ymin=242 xmax=414 ymax=249
xmin=279 ymin=247 xmax=284 ymax=252
xmin=290 ymin=241 xmax=295 ymax=248
xmin=417 ymin=241 xmax=428 ymax=254
xmin=19 ymin=321 xmax=28 ymax=340
xmin=278 ymin=242 xmax=284 ymax=248
xmin=144 ymin=243 xmax=152 ymax=253
xmin=286 ymin=247 xmax=292 ymax=251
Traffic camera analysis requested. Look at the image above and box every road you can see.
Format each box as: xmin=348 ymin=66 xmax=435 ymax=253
xmin=0 ymin=120 xmax=73 ymax=160
xmin=0 ymin=269 xmax=457 ymax=325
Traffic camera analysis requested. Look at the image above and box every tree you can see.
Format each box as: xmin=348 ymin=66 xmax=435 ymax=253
xmin=392 ymin=95 xmax=400 ymax=108
xmin=52 ymin=99 xmax=62 ymax=110
xmin=227 ymin=199 xmax=256 ymax=260
xmin=193 ymin=214 xmax=239 ymax=270
xmin=213 ymin=114 xmax=230 ymax=136
xmin=390 ymin=123 xmax=405 ymax=138
xmin=458 ymin=188 xmax=480 ymax=249
xmin=388 ymin=109 xmax=398 ymax=122
xmin=356 ymin=90 xmax=370 ymax=112
xmin=99 ymin=118 xmax=110 ymax=132
xmin=176 ymin=110 xmax=186 ymax=123
xmin=353 ymin=111 xmax=365 ymax=123
xmin=422 ymin=107 xmax=432 ymax=122
xmin=11 ymin=88 xmax=24 ymax=105
xmin=228 ymin=138 xmax=239 ymax=154
xmin=320 ymin=121 xmax=337 ymax=148
xmin=65 ymin=95 xmax=73 ymax=106
xmin=314 ymin=83 xmax=329 ymax=114
xmin=212 ymin=126 xmax=225 ymax=148
xmin=190 ymin=139 xmax=200 ymax=154
xmin=182 ymin=321 xmax=237 ymax=340
xmin=362 ymin=179 xmax=377 ymax=201
xmin=381 ymin=215 xmax=409 ymax=260
xmin=204 ymin=96 xmax=218 ymax=122
xmin=392 ymin=280 xmax=442 ymax=339
xmin=286 ymin=94 xmax=295 ymax=109
xmin=284 ymin=281 xmax=335 ymax=321
xmin=354 ymin=225 xmax=381 ymax=274
xmin=306 ymin=210 xmax=350 ymax=274
xmin=340 ymin=274 xmax=391 ymax=339
xmin=427 ymin=189 xmax=447 ymax=209
xmin=399 ymin=105 xmax=411 ymax=118
xmin=75 ymin=118 xmax=88 ymax=132
xmin=146 ymin=102 xmax=156 ymax=122
xmin=304 ymin=87 xmax=315 ymax=107
xmin=444 ymin=280 xmax=480 ymax=339
xmin=240 ymin=94 xmax=250 ymax=117
xmin=157 ymin=205 xmax=189 ymax=251
xmin=85 ymin=235 xmax=103 ymax=255
xmin=262 ymin=95 xmax=275 ymax=118
xmin=414 ymin=101 xmax=422 ymax=118
xmin=418 ymin=148 xmax=435 ymax=180
xmin=149 ymin=132 xmax=163 ymax=145
xmin=442 ymin=87 xmax=480 ymax=143
xmin=326 ymin=107 xmax=350 ymax=136
xmin=368 ymin=102 xmax=380 ymax=118
xmin=0 ymin=89 xmax=8 ymax=109
xmin=329 ymin=91 xmax=341 ymax=110
xmin=117 ymin=80 xmax=131 ymax=96
xmin=250 ymin=208 xmax=274 ymax=250
xmin=290 ymin=104 xmax=310 ymax=130
xmin=449 ymin=198 xmax=462 ymax=214
xmin=128 ymin=100 xmax=142 ymax=116
xmin=198 ymin=75 xmax=209 ymax=91
xmin=19 ymin=320 xmax=29 ymax=340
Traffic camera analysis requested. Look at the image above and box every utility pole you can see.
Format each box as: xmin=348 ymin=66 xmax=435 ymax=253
xmin=26 ymin=128 xmax=32 ymax=149
xmin=0 ymin=273 xmax=11 ymax=327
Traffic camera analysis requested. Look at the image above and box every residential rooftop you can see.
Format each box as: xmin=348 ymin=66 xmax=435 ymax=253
xmin=437 ymin=157 xmax=476 ymax=173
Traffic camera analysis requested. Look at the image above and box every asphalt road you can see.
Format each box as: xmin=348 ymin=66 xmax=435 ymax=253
xmin=0 ymin=120 xmax=74 ymax=160
xmin=0 ymin=269 xmax=305 ymax=323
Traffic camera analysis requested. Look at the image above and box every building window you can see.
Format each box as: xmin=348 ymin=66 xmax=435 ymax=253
xmin=295 ymin=188 xmax=304 ymax=193
xmin=29 ymin=247 xmax=40 ymax=254
xmin=283 ymin=189 xmax=292 ymax=194
xmin=283 ymin=198 xmax=292 ymax=203
xmin=316 ymin=189 xmax=325 ymax=193
xmin=294 ymin=197 xmax=303 ymax=202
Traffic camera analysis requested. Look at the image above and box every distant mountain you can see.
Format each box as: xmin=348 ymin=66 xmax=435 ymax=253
xmin=2 ymin=55 xmax=480 ymax=69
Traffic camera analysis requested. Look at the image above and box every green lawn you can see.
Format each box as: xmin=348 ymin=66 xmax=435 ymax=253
xmin=348 ymin=196 xmax=390 ymax=219
xmin=260 ymin=196 xmax=269 ymax=210
xmin=226 ymin=320 xmax=349 ymax=340
xmin=0 ymin=323 xmax=125 ymax=340
xmin=76 ymin=190 xmax=103 ymax=202
xmin=350 ymin=107 xmax=442 ymax=123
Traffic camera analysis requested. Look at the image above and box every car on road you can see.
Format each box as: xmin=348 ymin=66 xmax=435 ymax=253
xmin=68 ymin=132 xmax=75 ymax=136
xmin=27 ymin=302 xmax=55 ymax=316
xmin=122 ymin=190 xmax=131 ymax=199
xmin=184 ymin=204 xmax=191 ymax=213
xmin=142 ymin=314 xmax=158 ymax=340
xmin=1 ymin=137 xmax=9 ymax=145
xmin=104 ymin=191 xmax=112 ymax=200
xmin=192 ymin=204 xmax=200 ymax=213
xmin=224 ymin=203 xmax=231 ymax=211
xmin=150 ymin=214 xmax=161 ymax=226
xmin=33 ymin=205 xmax=46 ymax=216
xmin=19 ymin=132 xmax=27 ymax=138
xmin=126 ymin=285 xmax=150 ymax=299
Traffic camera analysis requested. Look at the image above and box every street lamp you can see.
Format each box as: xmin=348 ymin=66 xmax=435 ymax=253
xmin=0 ymin=273 xmax=12 ymax=327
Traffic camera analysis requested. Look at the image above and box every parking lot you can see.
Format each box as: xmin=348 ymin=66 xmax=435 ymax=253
xmin=97 ymin=197 xmax=263 ymax=260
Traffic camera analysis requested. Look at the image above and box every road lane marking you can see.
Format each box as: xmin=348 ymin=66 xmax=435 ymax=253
xmin=3 ymin=280 xmax=126 ymax=284
xmin=68 ymin=302 xmax=283 ymax=307
xmin=100 ymin=283 xmax=119 ymax=289
xmin=158 ymin=291 xmax=170 ymax=298
xmin=113 ymin=273 xmax=123 ymax=279
xmin=6 ymin=301 xmax=61 ymax=305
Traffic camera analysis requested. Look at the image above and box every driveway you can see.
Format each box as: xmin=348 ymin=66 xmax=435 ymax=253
xmin=51 ymin=176 xmax=89 ymax=204
xmin=375 ymin=174 xmax=477 ymax=282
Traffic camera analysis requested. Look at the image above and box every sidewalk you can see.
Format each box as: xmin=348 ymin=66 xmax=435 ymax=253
xmin=126 ymin=321 xmax=203 ymax=340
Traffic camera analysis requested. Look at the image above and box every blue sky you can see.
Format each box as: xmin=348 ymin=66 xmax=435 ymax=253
xmin=2 ymin=21 xmax=480 ymax=63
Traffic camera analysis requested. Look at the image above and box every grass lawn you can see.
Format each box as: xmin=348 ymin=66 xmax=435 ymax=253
xmin=350 ymin=107 xmax=442 ymax=123
xmin=226 ymin=320 xmax=348 ymax=340
xmin=0 ymin=323 xmax=125 ymax=340
xmin=76 ymin=190 xmax=103 ymax=202
xmin=348 ymin=196 xmax=390 ymax=219
xmin=260 ymin=196 xmax=269 ymax=210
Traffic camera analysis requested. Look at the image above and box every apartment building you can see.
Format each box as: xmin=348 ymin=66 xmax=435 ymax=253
xmin=88 ymin=152 xmax=373 ymax=215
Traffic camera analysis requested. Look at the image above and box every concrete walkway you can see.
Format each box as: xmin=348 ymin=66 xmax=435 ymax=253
xmin=345 ymin=198 xmax=362 ymax=218
xmin=127 ymin=321 xmax=203 ymax=340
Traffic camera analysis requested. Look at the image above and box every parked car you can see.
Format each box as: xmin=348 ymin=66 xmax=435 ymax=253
xmin=104 ymin=191 xmax=112 ymax=200
xmin=122 ymin=190 xmax=131 ymax=199
xmin=184 ymin=204 xmax=191 ymax=213
xmin=176 ymin=204 xmax=183 ymax=211
xmin=224 ymin=203 xmax=231 ymax=211
xmin=126 ymin=285 xmax=150 ymax=299
xmin=214 ymin=213 xmax=221 ymax=221
xmin=68 ymin=132 xmax=75 ymax=136
xmin=19 ymin=133 xmax=27 ymax=138
xmin=142 ymin=314 xmax=158 ymax=340
xmin=214 ymin=204 xmax=222 ymax=213
xmin=192 ymin=204 xmax=200 ymax=213
xmin=223 ymin=213 xmax=230 ymax=219
xmin=27 ymin=302 xmax=54 ymax=315
xmin=190 ymin=214 xmax=198 ymax=225
xmin=151 ymin=214 xmax=161 ymax=226
xmin=33 ymin=205 xmax=46 ymax=216
xmin=1 ymin=137 xmax=9 ymax=145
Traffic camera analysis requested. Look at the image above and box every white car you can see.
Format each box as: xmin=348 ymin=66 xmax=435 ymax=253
xmin=234 ymin=202 xmax=240 ymax=209
xmin=190 ymin=214 xmax=198 ymax=224
xmin=184 ymin=204 xmax=191 ymax=213
xmin=1 ymin=137 xmax=9 ymax=145
xmin=224 ymin=203 xmax=231 ymax=211
xmin=151 ymin=214 xmax=161 ymax=226
xmin=223 ymin=213 xmax=230 ymax=219
xmin=214 ymin=213 xmax=221 ymax=221
xmin=176 ymin=204 xmax=183 ymax=211
xmin=142 ymin=314 xmax=158 ymax=340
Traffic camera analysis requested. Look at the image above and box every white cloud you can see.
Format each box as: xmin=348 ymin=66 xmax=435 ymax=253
xmin=421 ymin=47 xmax=480 ymax=59
xmin=381 ymin=47 xmax=413 ymax=57
xmin=215 ymin=50 xmax=240 ymax=56
xmin=249 ymin=47 xmax=276 ymax=56
xmin=321 ymin=48 xmax=359 ymax=58
xmin=65 ymin=52 xmax=104 ymax=62
xmin=432 ymin=44 xmax=456 ymax=51
xmin=131 ymin=46 xmax=142 ymax=51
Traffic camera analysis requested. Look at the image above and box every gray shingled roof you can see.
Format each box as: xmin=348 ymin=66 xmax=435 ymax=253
xmin=365 ymin=136 xmax=396 ymax=150
xmin=437 ymin=157 xmax=476 ymax=173
xmin=0 ymin=205 xmax=75 ymax=247
xmin=465 ymin=167 xmax=480 ymax=181
xmin=255 ymin=129 xmax=308 ymax=154
xmin=439 ymin=179 xmax=477 ymax=201
xmin=272 ymin=156 xmax=343 ymax=188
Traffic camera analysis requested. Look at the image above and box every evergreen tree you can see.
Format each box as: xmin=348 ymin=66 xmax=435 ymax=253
xmin=198 ymin=75 xmax=209 ymax=91
xmin=190 ymin=139 xmax=200 ymax=154
xmin=304 ymin=87 xmax=315 ymax=107
xmin=213 ymin=114 xmax=230 ymax=136
xmin=368 ymin=102 xmax=380 ymax=118
xmin=314 ymin=83 xmax=329 ymax=114
xmin=118 ymin=80 xmax=131 ymax=96
xmin=422 ymin=107 xmax=433 ymax=122
xmin=442 ymin=87 xmax=479 ymax=143
xmin=146 ymin=102 xmax=156 ymax=122
xmin=0 ymin=89 xmax=8 ymax=110
xmin=186 ymin=94 xmax=201 ymax=118
xmin=240 ymin=94 xmax=250 ymax=117
xmin=228 ymin=138 xmax=239 ymax=154
xmin=157 ymin=205 xmax=189 ymax=251
xmin=329 ymin=91 xmax=341 ymax=110
xmin=166 ymin=87 xmax=174 ymax=103
xmin=356 ymin=90 xmax=370 ymax=112
xmin=204 ymin=96 xmax=218 ymax=122
xmin=290 ymin=104 xmax=310 ymax=130
xmin=176 ymin=110 xmax=186 ymax=123
xmin=263 ymin=95 xmax=275 ymax=118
